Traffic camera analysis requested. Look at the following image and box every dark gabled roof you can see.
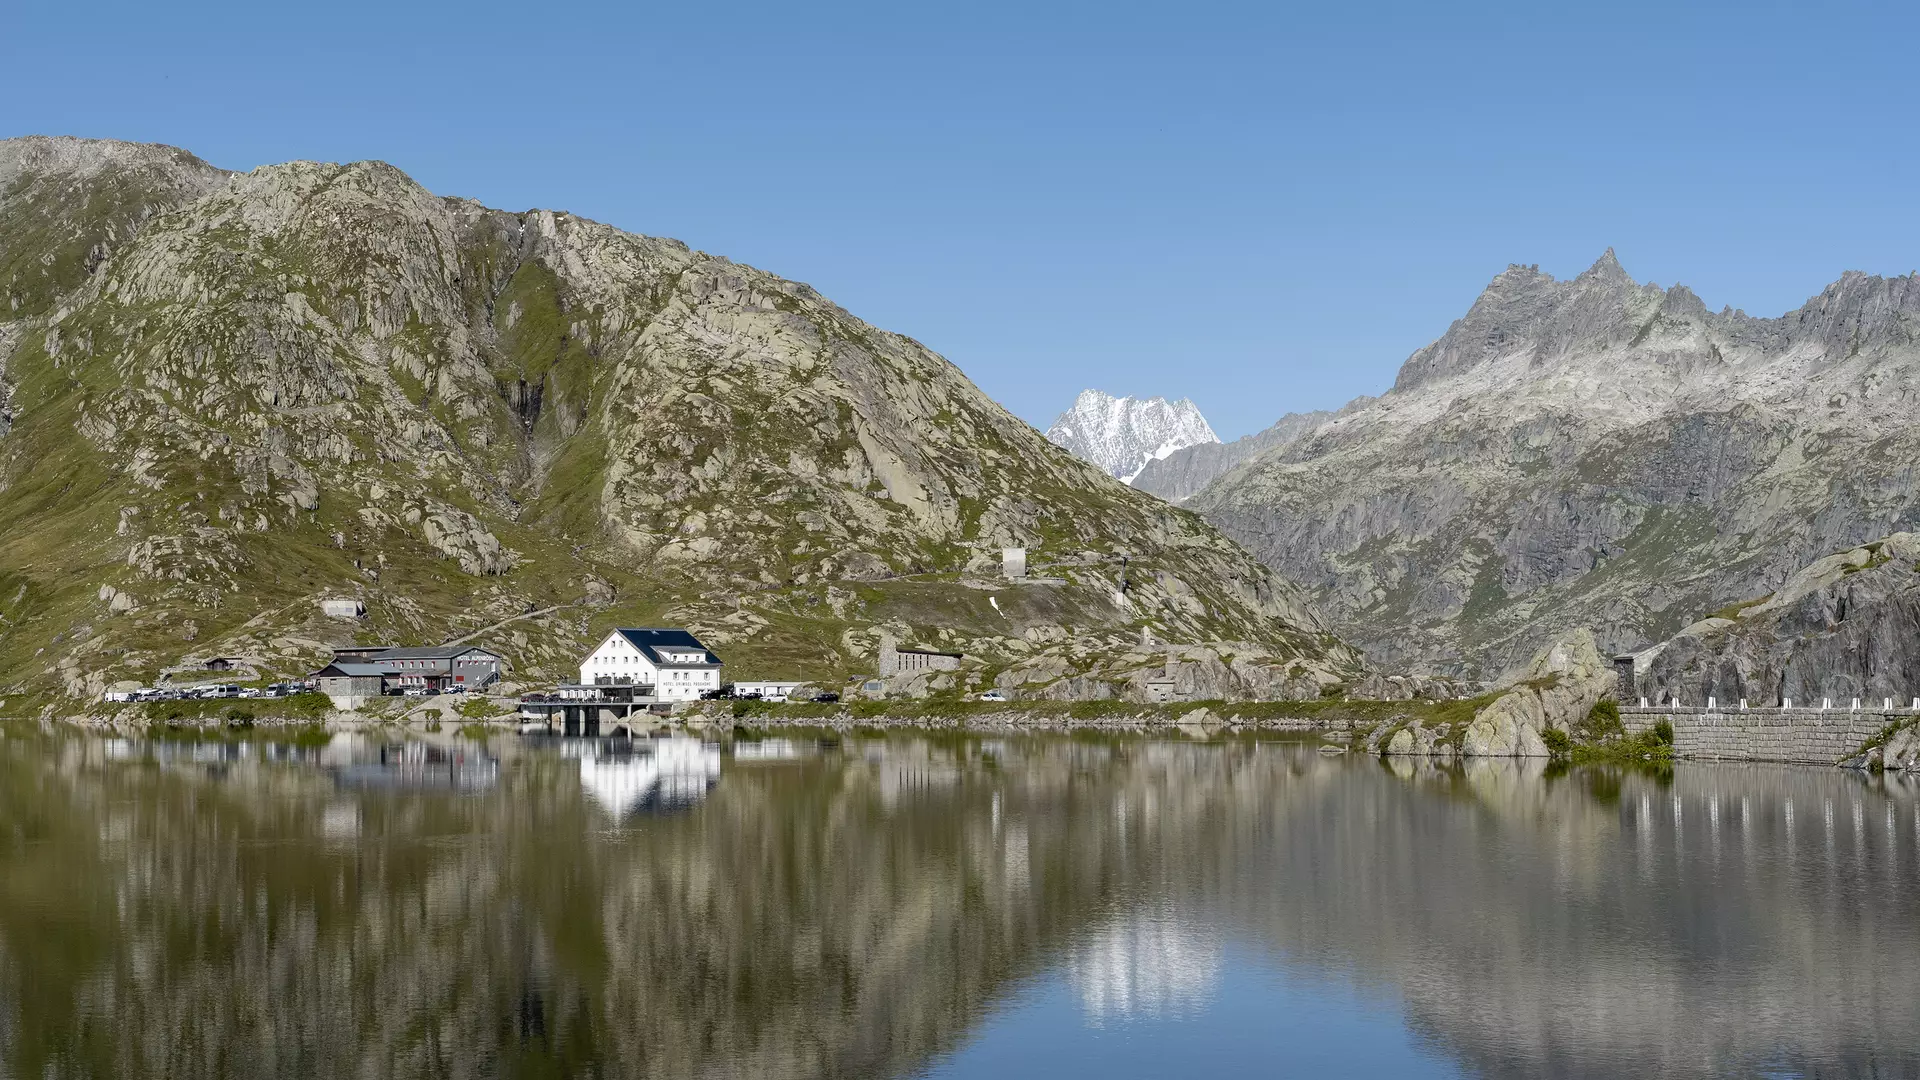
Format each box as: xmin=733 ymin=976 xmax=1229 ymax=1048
xmin=371 ymin=645 xmax=500 ymax=661
xmin=613 ymin=628 xmax=722 ymax=667
xmin=333 ymin=644 xmax=500 ymax=662
xmin=900 ymin=647 xmax=964 ymax=659
xmin=315 ymin=662 xmax=399 ymax=678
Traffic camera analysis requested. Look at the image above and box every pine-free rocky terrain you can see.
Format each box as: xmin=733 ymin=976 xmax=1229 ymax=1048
xmin=1182 ymin=252 xmax=1920 ymax=681
xmin=0 ymin=136 xmax=1364 ymax=711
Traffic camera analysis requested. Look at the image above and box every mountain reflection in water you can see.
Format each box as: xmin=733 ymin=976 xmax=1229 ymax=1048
xmin=1 ymin=728 xmax=1916 ymax=1079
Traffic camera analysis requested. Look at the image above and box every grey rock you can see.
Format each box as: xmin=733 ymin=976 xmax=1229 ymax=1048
xmin=1637 ymin=532 xmax=1920 ymax=707
xmin=1189 ymin=250 xmax=1920 ymax=681
xmin=1132 ymin=402 xmax=1367 ymax=504
xmin=0 ymin=136 xmax=1364 ymax=701
xmin=1462 ymin=628 xmax=1614 ymax=757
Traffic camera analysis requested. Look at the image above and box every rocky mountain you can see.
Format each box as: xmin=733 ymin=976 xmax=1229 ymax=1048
xmin=0 ymin=136 xmax=1362 ymax=709
xmin=1044 ymin=389 xmax=1218 ymax=483
xmin=1131 ymin=402 xmax=1362 ymax=503
xmin=1634 ymin=532 xmax=1920 ymax=707
xmin=1189 ymin=250 xmax=1920 ymax=680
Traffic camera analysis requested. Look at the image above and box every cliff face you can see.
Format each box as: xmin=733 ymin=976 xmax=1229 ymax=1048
xmin=1636 ymin=532 xmax=1920 ymax=706
xmin=0 ymin=137 xmax=1360 ymax=705
xmin=1190 ymin=250 xmax=1920 ymax=680
xmin=1130 ymin=402 xmax=1359 ymax=504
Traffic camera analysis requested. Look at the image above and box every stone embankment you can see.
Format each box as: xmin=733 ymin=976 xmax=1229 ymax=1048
xmin=1621 ymin=705 xmax=1903 ymax=766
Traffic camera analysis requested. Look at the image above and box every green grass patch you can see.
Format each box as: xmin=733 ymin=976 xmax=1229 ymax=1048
xmin=147 ymin=722 xmax=332 ymax=748
xmin=140 ymin=691 xmax=333 ymax=724
xmin=454 ymin=696 xmax=508 ymax=720
xmin=1552 ymin=710 xmax=1673 ymax=765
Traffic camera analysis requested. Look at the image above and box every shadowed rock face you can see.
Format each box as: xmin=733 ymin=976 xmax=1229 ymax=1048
xmin=2 ymin=731 xmax=1915 ymax=1080
xmin=0 ymin=137 xmax=1360 ymax=703
xmin=1189 ymin=250 xmax=1920 ymax=681
xmin=1638 ymin=531 xmax=1920 ymax=706
xmin=1129 ymin=403 xmax=1355 ymax=504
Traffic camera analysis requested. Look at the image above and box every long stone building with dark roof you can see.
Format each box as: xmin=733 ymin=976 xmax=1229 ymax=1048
xmin=328 ymin=644 xmax=503 ymax=691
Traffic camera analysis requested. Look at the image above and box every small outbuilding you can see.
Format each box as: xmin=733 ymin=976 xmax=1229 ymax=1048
xmin=733 ymin=681 xmax=805 ymax=702
xmin=314 ymin=662 xmax=397 ymax=710
xmin=321 ymin=598 xmax=366 ymax=620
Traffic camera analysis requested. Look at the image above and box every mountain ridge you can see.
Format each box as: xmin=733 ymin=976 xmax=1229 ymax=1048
xmin=1044 ymin=389 xmax=1218 ymax=483
xmin=1188 ymin=249 xmax=1920 ymax=679
xmin=0 ymin=136 xmax=1361 ymax=707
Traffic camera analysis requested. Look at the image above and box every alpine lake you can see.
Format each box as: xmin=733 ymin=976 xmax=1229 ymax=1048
xmin=1 ymin=723 xmax=1916 ymax=1079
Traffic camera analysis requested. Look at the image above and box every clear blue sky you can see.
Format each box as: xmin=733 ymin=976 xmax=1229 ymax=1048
xmin=6 ymin=0 xmax=1918 ymax=438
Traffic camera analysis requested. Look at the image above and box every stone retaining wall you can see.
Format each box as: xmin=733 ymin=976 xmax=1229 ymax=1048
xmin=1620 ymin=706 xmax=1902 ymax=765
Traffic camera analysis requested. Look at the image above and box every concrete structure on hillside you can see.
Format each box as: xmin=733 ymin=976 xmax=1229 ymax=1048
xmin=1145 ymin=651 xmax=1185 ymax=703
xmin=877 ymin=636 xmax=963 ymax=678
xmin=1002 ymin=547 xmax=1027 ymax=579
xmin=579 ymin=628 xmax=722 ymax=703
xmin=321 ymin=598 xmax=365 ymax=620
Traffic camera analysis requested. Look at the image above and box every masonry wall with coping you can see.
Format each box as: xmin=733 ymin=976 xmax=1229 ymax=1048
xmin=1620 ymin=706 xmax=1904 ymax=765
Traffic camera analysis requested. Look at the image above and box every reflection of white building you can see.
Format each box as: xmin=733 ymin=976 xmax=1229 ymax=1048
xmin=731 ymin=738 xmax=805 ymax=762
xmin=575 ymin=737 xmax=722 ymax=816
xmin=1067 ymin=906 xmax=1223 ymax=1024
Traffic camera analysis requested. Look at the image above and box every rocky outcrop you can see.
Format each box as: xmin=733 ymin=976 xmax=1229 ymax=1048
xmin=1636 ymin=532 xmax=1920 ymax=707
xmin=1189 ymin=250 xmax=1920 ymax=681
xmin=1849 ymin=722 xmax=1920 ymax=772
xmin=0 ymin=137 xmax=1363 ymax=702
xmin=1462 ymin=629 xmax=1615 ymax=756
xmin=1363 ymin=629 xmax=1613 ymax=758
xmin=1131 ymin=403 xmax=1357 ymax=504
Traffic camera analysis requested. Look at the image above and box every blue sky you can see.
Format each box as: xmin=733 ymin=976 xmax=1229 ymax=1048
xmin=6 ymin=0 xmax=1919 ymax=438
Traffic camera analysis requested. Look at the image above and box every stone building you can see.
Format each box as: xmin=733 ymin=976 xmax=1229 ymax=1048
xmin=877 ymin=636 xmax=963 ymax=678
xmin=313 ymin=662 xmax=395 ymax=710
xmin=329 ymin=644 xmax=504 ymax=691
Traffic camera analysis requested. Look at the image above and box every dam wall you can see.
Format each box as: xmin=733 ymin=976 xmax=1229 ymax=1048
xmin=1620 ymin=705 xmax=1905 ymax=765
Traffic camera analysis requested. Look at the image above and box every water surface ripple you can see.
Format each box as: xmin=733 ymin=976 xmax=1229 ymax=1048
xmin=1 ymin=729 xmax=1915 ymax=1078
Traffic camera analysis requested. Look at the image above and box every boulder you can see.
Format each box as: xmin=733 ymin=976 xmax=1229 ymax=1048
xmin=1461 ymin=628 xmax=1614 ymax=757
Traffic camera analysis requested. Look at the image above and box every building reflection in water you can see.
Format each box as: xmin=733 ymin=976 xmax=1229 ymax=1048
xmin=566 ymin=736 xmax=721 ymax=817
xmin=1067 ymin=904 xmax=1223 ymax=1025
xmin=2 ymin=730 xmax=1917 ymax=1079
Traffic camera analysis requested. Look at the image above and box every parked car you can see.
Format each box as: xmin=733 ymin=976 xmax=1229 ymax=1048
xmin=811 ymin=692 xmax=841 ymax=703
xmin=402 ymin=687 xmax=429 ymax=698
xmin=979 ymin=690 xmax=1007 ymax=702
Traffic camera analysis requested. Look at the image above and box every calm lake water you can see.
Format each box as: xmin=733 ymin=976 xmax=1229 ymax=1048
xmin=2 ymin=727 xmax=1917 ymax=1079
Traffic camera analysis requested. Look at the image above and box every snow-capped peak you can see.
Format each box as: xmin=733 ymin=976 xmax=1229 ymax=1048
xmin=1045 ymin=389 xmax=1220 ymax=483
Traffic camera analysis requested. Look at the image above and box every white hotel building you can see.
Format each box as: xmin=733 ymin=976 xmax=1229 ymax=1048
xmin=578 ymin=628 xmax=723 ymax=702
